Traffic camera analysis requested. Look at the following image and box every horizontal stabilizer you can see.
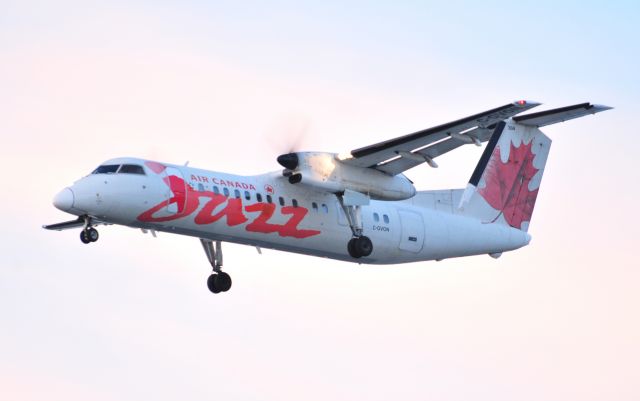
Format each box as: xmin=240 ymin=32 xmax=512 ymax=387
xmin=513 ymin=103 xmax=612 ymax=127
xmin=43 ymin=216 xmax=108 ymax=231
xmin=43 ymin=217 xmax=85 ymax=231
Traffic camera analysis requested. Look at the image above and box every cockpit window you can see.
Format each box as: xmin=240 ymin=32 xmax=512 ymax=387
xmin=118 ymin=164 xmax=146 ymax=175
xmin=92 ymin=165 xmax=120 ymax=174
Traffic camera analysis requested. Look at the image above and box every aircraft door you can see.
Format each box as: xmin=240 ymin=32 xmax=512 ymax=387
xmin=162 ymin=166 xmax=188 ymax=214
xmin=398 ymin=210 xmax=425 ymax=253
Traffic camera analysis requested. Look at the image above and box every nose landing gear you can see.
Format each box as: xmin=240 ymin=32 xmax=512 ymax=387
xmin=201 ymin=239 xmax=232 ymax=293
xmin=79 ymin=217 xmax=99 ymax=244
xmin=80 ymin=227 xmax=99 ymax=244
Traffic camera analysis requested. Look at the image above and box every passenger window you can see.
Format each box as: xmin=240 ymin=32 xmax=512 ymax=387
xmin=234 ymin=189 xmax=241 ymax=199
xmin=292 ymin=199 xmax=298 ymax=208
xmin=266 ymin=194 xmax=273 ymax=204
xmin=244 ymin=191 xmax=251 ymax=201
xmin=198 ymin=183 xmax=205 ymax=192
xmin=383 ymin=214 xmax=389 ymax=224
xmin=279 ymin=197 xmax=285 ymax=206
xmin=119 ymin=164 xmax=145 ymax=175
xmin=213 ymin=186 xmax=220 ymax=195
xmin=322 ymin=203 xmax=328 ymax=213
xmin=256 ymin=193 xmax=263 ymax=202
xmin=92 ymin=165 xmax=120 ymax=174
xmin=374 ymin=213 xmax=380 ymax=222
xmin=223 ymin=188 xmax=230 ymax=197
xmin=312 ymin=202 xmax=318 ymax=212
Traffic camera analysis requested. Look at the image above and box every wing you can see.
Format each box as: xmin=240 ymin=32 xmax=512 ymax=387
xmin=513 ymin=102 xmax=613 ymax=127
xmin=341 ymin=100 xmax=540 ymax=175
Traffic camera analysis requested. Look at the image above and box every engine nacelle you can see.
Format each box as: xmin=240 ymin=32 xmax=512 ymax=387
xmin=277 ymin=152 xmax=416 ymax=201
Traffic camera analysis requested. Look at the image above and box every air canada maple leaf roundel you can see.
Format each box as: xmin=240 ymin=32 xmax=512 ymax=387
xmin=478 ymin=140 xmax=540 ymax=229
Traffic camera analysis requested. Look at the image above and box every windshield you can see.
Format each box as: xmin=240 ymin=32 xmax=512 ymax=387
xmin=119 ymin=164 xmax=145 ymax=175
xmin=91 ymin=164 xmax=147 ymax=175
xmin=92 ymin=165 xmax=120 ymax=174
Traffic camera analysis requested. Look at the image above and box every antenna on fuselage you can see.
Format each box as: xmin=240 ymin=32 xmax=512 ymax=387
xmin=184 ymin=161 xmax=190 ymax=166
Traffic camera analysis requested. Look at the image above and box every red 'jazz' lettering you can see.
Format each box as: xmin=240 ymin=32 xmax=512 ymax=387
xmin=244 ymin=203 xmax=281 ymax=234
xmin=192 ymin=193 xmax=226 ymax=224
xmin=137 ymin=163 xmax=321 ymax=238
xmin=279 ymin=206 xmax=321 ymax=238
xmin=195 ymin=197 xmax=248 ymax=226
xmin=137 ymin=176 xmax=199 ymax=222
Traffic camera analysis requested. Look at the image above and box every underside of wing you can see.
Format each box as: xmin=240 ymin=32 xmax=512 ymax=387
xmin=342 ymin=100 xmax=540 ymax=175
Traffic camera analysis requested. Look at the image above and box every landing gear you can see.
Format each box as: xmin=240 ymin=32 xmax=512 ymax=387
xmin=337 ymin=192 xmax=373 ymax=259
xmin=80 ymin=216 xmax=99 ymax=244
xmin=201 ymin=239 xmax=232 ymax=294
xmin=207 ymin=271 xmax=232 ymax=293
xmin=347 ymin=236 xmax=373 ymax=258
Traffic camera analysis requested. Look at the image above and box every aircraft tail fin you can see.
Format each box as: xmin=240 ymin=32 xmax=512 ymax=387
xmin=458 ymin=103 xmax=611 ymax=231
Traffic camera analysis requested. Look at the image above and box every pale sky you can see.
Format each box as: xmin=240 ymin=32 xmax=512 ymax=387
xmin=1 ymin=1 xmax=639 ymax=400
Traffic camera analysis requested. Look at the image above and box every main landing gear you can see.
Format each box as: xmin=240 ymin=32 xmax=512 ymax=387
xmin=337 ymin=193 xmax=373 ymax=259
xmin=347 ymin=236 xmax=373 ymax=258
xmin=79 ymin=216 xmax=99 ymax=244
xmin=201 ymin=239 xmax=232 ymax=294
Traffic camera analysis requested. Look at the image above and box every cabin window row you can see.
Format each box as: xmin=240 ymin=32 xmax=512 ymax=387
xmin=194 ymin=183 xmax=320 ymax=209
xmin=194 ymin=183 xmax=388 ymax=221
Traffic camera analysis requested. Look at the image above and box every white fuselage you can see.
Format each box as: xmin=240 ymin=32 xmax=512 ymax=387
xmin=56 ymin=157 xmax=530 ymax=264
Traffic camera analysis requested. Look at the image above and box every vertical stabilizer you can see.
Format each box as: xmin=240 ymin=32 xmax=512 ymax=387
xmin=459 ymin=120 xmax=551 ymax=232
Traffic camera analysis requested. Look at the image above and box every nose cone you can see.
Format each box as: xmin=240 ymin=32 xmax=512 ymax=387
xmin=53 ymin=188 xmax=74 ymax=212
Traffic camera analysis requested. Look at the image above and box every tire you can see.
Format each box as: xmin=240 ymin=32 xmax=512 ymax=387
xmin=347 ymin=238 xmax=360 ymax=258
xmin=215 ymin=272 xmax=232 ymax=292
xmin=80 ymin=230 xmax=91 ymax=244
xmin=207 ymin=274 xmax=221 ymax=293
xmin=354 ymin=236 xmax=373 ymax=257
xmin=88 ymin=228 xmax=99 ymax=242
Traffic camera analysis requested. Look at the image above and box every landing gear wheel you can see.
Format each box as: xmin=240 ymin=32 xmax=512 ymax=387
xmin=347 ymin=238 xmax=359 ymax=258
xmin=87 ymin=227 xmax=99 ymax=242
xmin=347 ymin=236 xmax=373 ymax=258
xmin=207 ymin=272 xmax=232 ymax=293
xmin=354 ymin=236 xmax=373 ymax=257
xmin=216 ymin=272 xmax=232 ymax=292
xmin=80 ymin=230 xmax=91 ymax=244
xmin=207 ymin=274 xmax=222 ymax=294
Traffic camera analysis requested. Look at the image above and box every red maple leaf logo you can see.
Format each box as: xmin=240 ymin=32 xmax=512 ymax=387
xmin=478 ymin=140 xmax=540 ymax=229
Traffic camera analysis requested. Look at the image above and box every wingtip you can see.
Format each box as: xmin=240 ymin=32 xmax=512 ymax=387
xmin=513 ymin=100 xmax=542 ymax=108
xmin=591 ymin=104 xmax=614 ymax=112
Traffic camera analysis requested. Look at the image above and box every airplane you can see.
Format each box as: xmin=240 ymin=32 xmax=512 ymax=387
xmin=44 ymin=101 xmax=611 ymax=294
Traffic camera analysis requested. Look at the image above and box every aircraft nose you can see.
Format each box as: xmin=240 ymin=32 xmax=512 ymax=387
xmin=53 ymin=187 xmax=74 ymax=212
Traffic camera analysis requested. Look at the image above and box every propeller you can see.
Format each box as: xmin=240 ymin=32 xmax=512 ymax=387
xmin=264 ymin=114 xmax=311 ymax=169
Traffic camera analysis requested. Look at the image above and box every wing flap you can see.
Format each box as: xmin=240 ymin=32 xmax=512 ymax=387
xmin=376 ymin=127 xmax=496 ymax=175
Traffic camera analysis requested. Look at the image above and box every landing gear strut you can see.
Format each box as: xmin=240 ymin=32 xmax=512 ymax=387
xmin=337 ymin=193 xmax=373 ymax=259
xmin=79 ymin=216 xmax=99 ymax=244
xmin=201 ymin=239 xmax=232 ymax=293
